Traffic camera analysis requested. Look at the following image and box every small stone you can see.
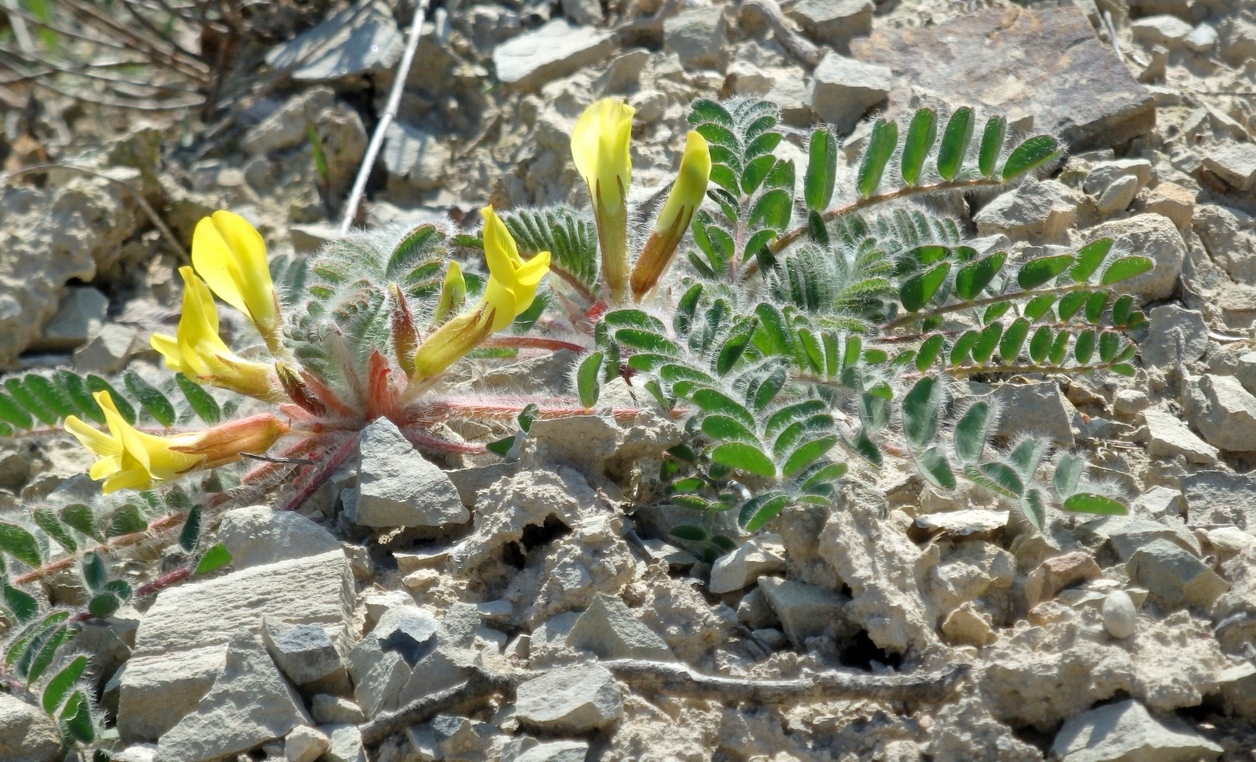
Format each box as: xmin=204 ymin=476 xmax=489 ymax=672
xmin=0 ymin=692 xmax=62 ymax=762
xmin=111 ymin=747 xmax=157 ymax=762
xmin=911 ymin=510 xmax=1009 ymax=543
xmin=1193 ymin=205 xmax=1256 ymax=283
xmin=1083 ymin=159 xmax=1154 ymax=195
xmin=1183 ymin=470 xmax=1256 ymax=529
xmin=1127 ymin=539 xmax=1230 ymax=608
xmin=492 ymin=19 xmax=614 ymax=90
xmin=1094 ymin=175 xmax=1139 ymax=215
xmin=353 ymin=417 xmax=468 ymax=528
xmin=514 ymin=664 xmax=623 ymax=733
xmin=708 ymin=534 xmax=786 ymax=594
xmin=219 ymin=505 xmax=341 ymax=570
xmin=786 ymin=0 xmax=873 ymax=48
xmin=1140 ymin=182 xmax=1194 ymax=229
xmin=262 ymin=617 xmax=348 ymax=690
xmin=265 ymin=5 xmax=402 ymax=81
xmin=154 ymin=631 xmax=312 ymax=762
xmin=560 ymin=0 xmax=602 ymax=26
xmin=289 ymin=224 xmax=341 ymax=254
xmin=1113 ymin=390 xmax=1149 ymax=419
xmin=514 ymin=740 xmax=590 ymax=762
xmin=1102 ymin=591 xmax=1137 ymax=639
xmin=566 ymin=593 xmax=674 ymax=661
xmin=1184 ymin=374 xmax=1256 ymax=453
xmin=941 ymin=602 xmax=996 ymax=647
xmin=1024 ymin=552 xmax=1103 ymax=608
xmin=31 ymin=286 xmax=108 ymax=352
xmin=310 ymin=695 xmax=364 ymax=725
xmin=1075 ymin=213 xmax=1185 ymax=301
xmin=346 ymin=635 xmax=409 ymax=719
xmin=991 ymin=381 xmax=1076 ymax=448
xmin=1140 ymin=304 xmax=1208 ymax=368
xmin=241 ymin=89 xmax=335 ymax=156
xmin=663 ymin=6 xmax=728 ymax=71
xmin=382 ymin=123 xmax=451 ymax=193
xmin=1131 ymin=15 xmax=1194 ymax=47
xmin=1184 ymin=23 xmax=1218 ymax=53
xmin=1143 ymin=409 xmax=1219 ymax=466
xmin=1051 ymin=699 xmax=1222 ymax=762
xmin=285 ymin=725 xmax=329 ymax=762
xmin=737 ymin=587 xmax=778 ymax=630
xmin=73 ymin=323 xmax=138 ymax=374
xmin=974 ymin=180 xmax=1079 ymax=243
xmin=322 ymin=724 xmax=366 ymax=762
xmin=1202 ymin=142 xmax=1256 ymax=191
xmin=758 ymin=577 xmax=853 ymax=649
xmin=374 ymin=605 xmax=439 ymax=666
xmin=807 ymin=52 xmax=891 ymax=135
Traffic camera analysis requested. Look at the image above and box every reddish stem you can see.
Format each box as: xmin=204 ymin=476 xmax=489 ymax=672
xmin=481 ymin=336 xmax=587 ymax=354
xmin=13 ymin=512 xmax=183 ymax=586
xmin=135 ymin=566 xmax=191 ymax=597
xmin=277 ymin=434 xmax=360 ymax=512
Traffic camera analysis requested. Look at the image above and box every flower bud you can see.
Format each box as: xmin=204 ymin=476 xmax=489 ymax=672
xmin=630 ymin=131 xmax=711 ymax=302
xmin=571 ymin=98 xmax=635 ymax=304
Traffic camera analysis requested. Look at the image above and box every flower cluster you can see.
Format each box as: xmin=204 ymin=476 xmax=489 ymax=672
xmin=65 ymin=206 xmax=550 ymax=493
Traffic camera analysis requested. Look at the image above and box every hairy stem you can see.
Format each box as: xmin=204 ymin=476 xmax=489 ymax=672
xmin=12 ymin=513 xmax=183 ymax=587
xmin=480 ymin=336 xmax=588 ymax=354
xmin=881 ymin=282 xmax=1089 ymax=331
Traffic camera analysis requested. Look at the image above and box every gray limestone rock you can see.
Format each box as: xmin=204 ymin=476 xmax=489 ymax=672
xmin=1051 ymin=699 xmax=1221 ymax=762
xmin=1127 ymin=539 xmax=1229 ymax=609
xmin=322 ymin=724 xmax=366 ymax=762
xmin=1131 ymin=15 xmax=1194 ymax=47
xmin=118 ymin=550 xmax=354 ymax=743
xmin=786 ymin=0 xmax=873 ymax=48
xmin=310 ymin=695 xmax=364 ymax=725
xmin=1183 ymin=470 xmax=1256 ymax=529
xmin=1075 ymin=214 xmax=1185 ymax=301
xmin=758 ymin=577 xmax=854 ymax=649
xmin=31 ymin=286 xmax=108 ymax=352
xmin=154 ymin=631 xmax=312 ymax=762
xmin=852 ymin=7 xmax=1154 ymax=151
xmin=1102 ymin=591 xmax=1137 ymax=639
xmin=708 ymin=533 xmax=786 ymax=594
xmin=992 ymin=381 xmax=1076 ymax=448
xmin=1203 ymin=142 xmax=1256 ymax=192
xmin=284 ymin=725 xmax=329 ymax=762
xmin=513 ymin=740 xmax=590 ymax=762
xmin=73 ymin=323 xmax=138 ymax=374
xmin=514 ymin=664 xmax=623 ymax=733
xmin=974 ymin=181 xmax=1079 ymax=243
xmin=806 ymin=52 xmax=890 ymax=135
xmin=219 ymin=505 xmax=342 ymax=569
xmin=566 ymin=593 xmax=674 ymax=661
xmin=492 ymin=19 xmax=614 ymax=90
xmin=1143 ymin=409 xmax=1219 ymax=466
xmin=1193 ymin=205 xmax=1256 ymax=283
xmin=346 ymin=635 xmax=409 ymax=719
xmin=374 ymin=605 xmax=439 ymax=666
xmin=382 ymin=122 xmax=451 ymax=193
xmin=262 ymin=617 xmax=348 ymax=690
xmin=0 ymin=693 xmax=62 ymax=762
xmin=560 ymin=0 xmax=602 ymax=26
xmin=1141 ymin=305 xmax=1208 ymax=368
xmin=264 ymin=2 xmax=402 ymax=81
xmin=242 ymin=88 xmax=336 ymax=156
xmin=663 ymin=6 xmax=728 ymax=71
xmin=353 ymin=417 xmax=468 ymax=527
xmin=1184 ymin=374 xmax=1256 ymax=452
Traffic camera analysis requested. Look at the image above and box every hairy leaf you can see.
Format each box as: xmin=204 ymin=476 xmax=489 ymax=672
xmin=1002 ymin=135 xmax=1061 ymax=180
xmin=125 ymin=371 xmax=176 ymax=427
xmin=915 ymin=445 xmax=956 ymax=489
xmin=2 ymin=584 xmax=37 ymax=624
xmin=175 ymin=373 xmax=221 ymax=424
xmin=954 ymin=252 xmax=1006 ymax=300
xmin=61 ymin=690 xmax=94 ymax=743
xmin=901 ymin=108 xmax=937 ymax=186
xmin=1021 ymin=487 xmax=1046 ymax=533
xmin=1070 ymin=238 xmax=1113 ymax=282
xmin=899 ymin=262 xmax=951 ymax=312
xmin=1063 ymin=493 xmax=1127 ymax=515
xmin=978 ymin=115 xmax=1006 ymax=177
xmin=954 ymin=402 xmax=992 ymax=463
xmin=0 ymin=522 xmax=41 ymax=568
xmin=670 ymin=525 xmax=707 ymax=542
xmin=740 ymin=492 xmax=790 ymax=531
xmin=783 ymin=436 xmax=837 ymax=476
xmin=804 ymin=129 xmax=837 ymax=211
xmin=1100 ymin=256 xmax=1154 ymax=285
xmin=1053 ymin=453 xmax=1084 ymax=498
xmin=857 ymin=119 xmax=898 ymax=198
xmin=973 ymin=322 xmax=1003 ymax=363
xmin=576 ymin=352 xmax=603 ymax=409
xmin=179 ymin=505 xmax=203 ymax=553
xmin=937 ymin=107 xmax=974 ymax=181
xmin=60 ymin=504 xmax=100 ymax=542
xmin=902 ymin=376 xmax=941 ymax=449
xmin=85 ymin=375 xmax=135 ymax=425
xmin=107 ymin=504 xmax=148 ymax=538
xmin=711 ymin=442 xmax=776 ymax=478
xmin=915 ymin=334 xmax=944 ymax=371
xmin=1074 ymin=329 xmax=1097 ymax=365
xmin=1018 ymin=254 xmax=1073 ymax=289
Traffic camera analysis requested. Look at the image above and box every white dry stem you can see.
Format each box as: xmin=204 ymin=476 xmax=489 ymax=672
xmin=338 ymin=0 xmax=432 ymax=234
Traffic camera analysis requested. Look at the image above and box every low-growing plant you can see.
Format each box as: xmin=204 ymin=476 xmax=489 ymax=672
xmin=0 ymin=94 xmax=1150 ymax=754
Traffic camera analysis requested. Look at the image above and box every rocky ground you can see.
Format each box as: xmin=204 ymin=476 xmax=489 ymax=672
xmin=3 ymin=0 xmax=1256 ymax=760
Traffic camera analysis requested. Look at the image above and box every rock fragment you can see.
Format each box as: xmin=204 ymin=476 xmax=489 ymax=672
xmin=514 ymin=740 xmax=590 ymax=762
xmin=992 ymin=381 xmax=1076 ymax=448
xmin=786 ymin=0 xmax=873 ymax=48
xmin=262 ymin=617 xmax=349 ymax=693
xmin=264 ymin=2 xmax=402 ymax=81
xmin=353 ymin=417 xmax=468 ymax=528
xmin=1102 ymin=591 xmax=1137 ymax=639
xmin=974 ymin=181 xmax=1079 ymax=243
xmin=1143 ymin=409 xmax=1219 ymax=466
xmin=708 ymin=534 xmax=786 ymax=594
xmin=1131 ymin=15 xmax=1194 ymax=47
xmin=219 ymin=505 xmax=342 ymax=569
xmin=759 ymin=577 xmax=854 ymax=649
xmin=1140 ymin=182 xmax=1194 ymax=229
xmin=1184 ymin=374 xmax=1256 ymax=452
xmin=285 ymin=726 xmax=329 ymax=762
xmin=1202 ymin=142 xmax=1256 ymax=192
xmin=1076 ymin=214 xmax=1185 ymax=301
xmin=311 ymin=695 xmax=365 ymax=725
xmin=1025 ymin=552 xmax=1103 ymax=608
xmin=0 ymin=693 xmax=63 ymax=762
xmin=1127 ymin=539 xmax=1229 ymax=608
xmin=154 ymin=631 xmax=312 ymax=762
xmin=515 ymin=664 xmax=623 ymax=733
xmin=566 ymin=593 xmax=674 ymax=661
xmin=30 ymin=286 xmax=108 ymax=352
xmin=1141 ymin=304 xmax=1207 ymax=368
xmin=664 ymin=6 xmax=728 ymax=71
xmin=74 ymin=324 xmax=139 ymax=374
xmin=806 ymin=52 xmax=891 ymax=135
xmin=1051 ymin=699 xmax=1222 ymax=762
xmin=492 ymin=20 xmax=614 ymax=90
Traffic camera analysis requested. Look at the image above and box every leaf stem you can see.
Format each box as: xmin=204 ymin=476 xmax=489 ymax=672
xmin=881 ymin=282 xmax=1090 ymax=331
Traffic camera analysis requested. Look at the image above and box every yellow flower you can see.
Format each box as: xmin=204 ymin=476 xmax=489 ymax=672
xmin=571 ymin=98 xmax=635 ymax=304
xmin=191 ymin=211 xmax=281 ymax=351
xmin=630 ymin=130 xmax=711 ymax=302
xmin=412 ymin=207 xmax=550 ymax=382
xmin=64 ymin=392 xmax=205 ymax=494
xmin=64 ymin=391 xmax=288 ymax=494
xmin=150 ymin=267 xmax=282 ymax=402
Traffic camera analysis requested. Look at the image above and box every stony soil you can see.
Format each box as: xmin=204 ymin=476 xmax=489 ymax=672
xmin=3 ymin=0 xmax=1256 ymax=760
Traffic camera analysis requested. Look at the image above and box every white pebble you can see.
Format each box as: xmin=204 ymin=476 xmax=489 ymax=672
xmin=1102 ymin=591 xmax=1137 ymax=639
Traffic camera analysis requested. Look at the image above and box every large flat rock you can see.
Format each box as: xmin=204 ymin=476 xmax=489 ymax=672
xmin=851 ymin=7 xmax=1154 ymax=151
xmin=118 ymin=550 xmax=354 ymax=743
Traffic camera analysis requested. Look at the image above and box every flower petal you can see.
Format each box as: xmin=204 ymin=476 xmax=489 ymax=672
xmin=65 ymin=415 xmax=120 ymax=457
